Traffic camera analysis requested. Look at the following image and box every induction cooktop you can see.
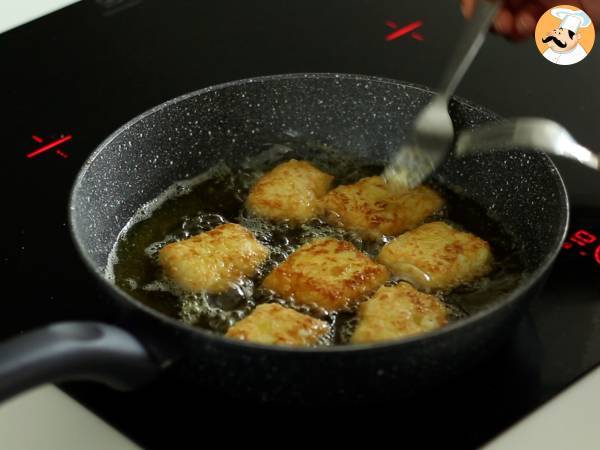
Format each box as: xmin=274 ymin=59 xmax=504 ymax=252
xmin=1 ymin=0 xmax=599 ymax=448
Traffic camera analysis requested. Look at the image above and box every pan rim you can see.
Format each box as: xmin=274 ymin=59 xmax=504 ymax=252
xmin=69 ymin=72 xmax=570 ymax=355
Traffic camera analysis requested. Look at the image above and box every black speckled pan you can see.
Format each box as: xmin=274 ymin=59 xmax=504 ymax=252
xmin=0 ymin=74 xmax=568 ymax=404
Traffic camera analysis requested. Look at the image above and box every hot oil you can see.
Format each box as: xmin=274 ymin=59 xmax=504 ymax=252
xmin=110 ymin=143 xmax=525 ymax=345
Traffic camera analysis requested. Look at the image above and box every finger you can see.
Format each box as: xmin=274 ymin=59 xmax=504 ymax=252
xmin=492 ymin=7 xmax=514 ymax=35
xmin=460 ymin=0 xmax=477 ymax=19
xmin=514 ymin=10 xmax=537 ymax=38
xmin=504 ymin=0 xmax=532 ymax=12
xmin=580 ymin=0 xmax=600 ymax=26
xmin=513 ymin=2 xmax=561 ymax=40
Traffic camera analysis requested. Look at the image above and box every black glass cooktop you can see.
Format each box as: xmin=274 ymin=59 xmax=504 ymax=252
xmin=1 ymin=0 xmax=599 ymax=448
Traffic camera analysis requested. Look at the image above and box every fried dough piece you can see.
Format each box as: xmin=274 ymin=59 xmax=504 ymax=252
xmin=159 ymin=223 xmax=269 ymax=293
xmin=320 ymin=176 xmax=444 ymax=239
xmin=246 ymin=160 xmax=334 ymax=223
xmin=226 ymin=303 xmax=329 ymax=346
xmin=351 ymin=282 xmax=448 ymax=344
xmin=378 ymin=221 xmax=493 ymax=292
xmin=262 ymin=238 xmax=390 ymax=312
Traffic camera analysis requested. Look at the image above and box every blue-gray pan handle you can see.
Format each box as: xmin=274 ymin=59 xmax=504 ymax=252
xmin=0 ymin=322 xmax=160 ymax=402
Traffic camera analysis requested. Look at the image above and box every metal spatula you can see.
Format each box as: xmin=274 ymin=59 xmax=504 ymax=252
xmin=384 ymin=0 xmax=500 ymax=190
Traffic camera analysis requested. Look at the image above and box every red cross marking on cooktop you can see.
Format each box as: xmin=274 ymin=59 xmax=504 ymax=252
xmin=26 ymin=134 xmax=72 ymax=159
xmin=385 ymin=20 xmax=424 ymax=42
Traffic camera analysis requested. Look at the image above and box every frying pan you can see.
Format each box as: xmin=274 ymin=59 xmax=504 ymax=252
xmin=0 ymin=74 xmax=568 ymax=404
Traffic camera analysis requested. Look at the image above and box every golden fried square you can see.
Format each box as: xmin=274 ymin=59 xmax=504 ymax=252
xmin=262 ymin=238 xmax=390 ymax=311
xmin=159 ymin=223 xmax=269 ymax=293
xmin=351 ymin=282 xmax=448 ymax=344
xmin=246 ymin=159 xmax=334 ymax=223
xmin=378 ymin=221 xmax=493 ymax=292
xmin=320 ymin=176 xmax=444 ymax=239
xmin=226 ymin=303 xmax=329 ymax=346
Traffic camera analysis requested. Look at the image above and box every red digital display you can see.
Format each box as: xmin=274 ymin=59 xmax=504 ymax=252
xmin=26 ymin=134 xmax=73 ymax=159
xmin=385 ymin=20 xmax=424 ymax=42
xmin=562 ymin=229 xmax=600 ymax=268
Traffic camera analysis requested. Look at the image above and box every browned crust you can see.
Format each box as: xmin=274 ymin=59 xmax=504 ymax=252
xmin=320 ymin=176 xmax=444 ymax=239
xmin=351 ymin=282 xmax=448 ymax=343
xmin=378 ymin=221 xmax=493 ymax=292
xmin=159 ymin=223 xmax=269 ymax=293
xmin=246 ymin=160 xmax=334 ymax=223
xmin=225 ymin=303 xmax=330 ymax=346
xmin=262 ymin=238 xmax=390 ymax=311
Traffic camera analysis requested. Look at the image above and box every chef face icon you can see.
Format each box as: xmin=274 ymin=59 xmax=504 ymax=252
xmin=535 ymin=6 xmax=595 ymax=66
xmin=542 ymin=26 xmax=581 ymax=53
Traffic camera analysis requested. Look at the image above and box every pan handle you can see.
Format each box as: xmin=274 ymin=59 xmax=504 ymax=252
xmin=455 ymin=117 xmax=600 ymax=171
xmin=0 ymin=322 xmax=160 ymax=403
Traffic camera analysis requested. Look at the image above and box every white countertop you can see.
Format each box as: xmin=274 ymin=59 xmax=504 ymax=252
xmin=483 ymin=365 xmax=600 ymax=449
xmin=1 ymin=1 xmax=599 ymax=449
xmin=0 ymin=386 xmax=140 ymax=450
xmin=0 ymin=0 xmax=78 ymax=34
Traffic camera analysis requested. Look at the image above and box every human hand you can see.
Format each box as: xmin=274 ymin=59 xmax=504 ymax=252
xmin=460 ymin=0 xmax=600 ymax=40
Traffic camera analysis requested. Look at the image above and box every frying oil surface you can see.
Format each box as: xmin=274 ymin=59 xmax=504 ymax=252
xmin=110 ymin=143 xmax=525 ymax=345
